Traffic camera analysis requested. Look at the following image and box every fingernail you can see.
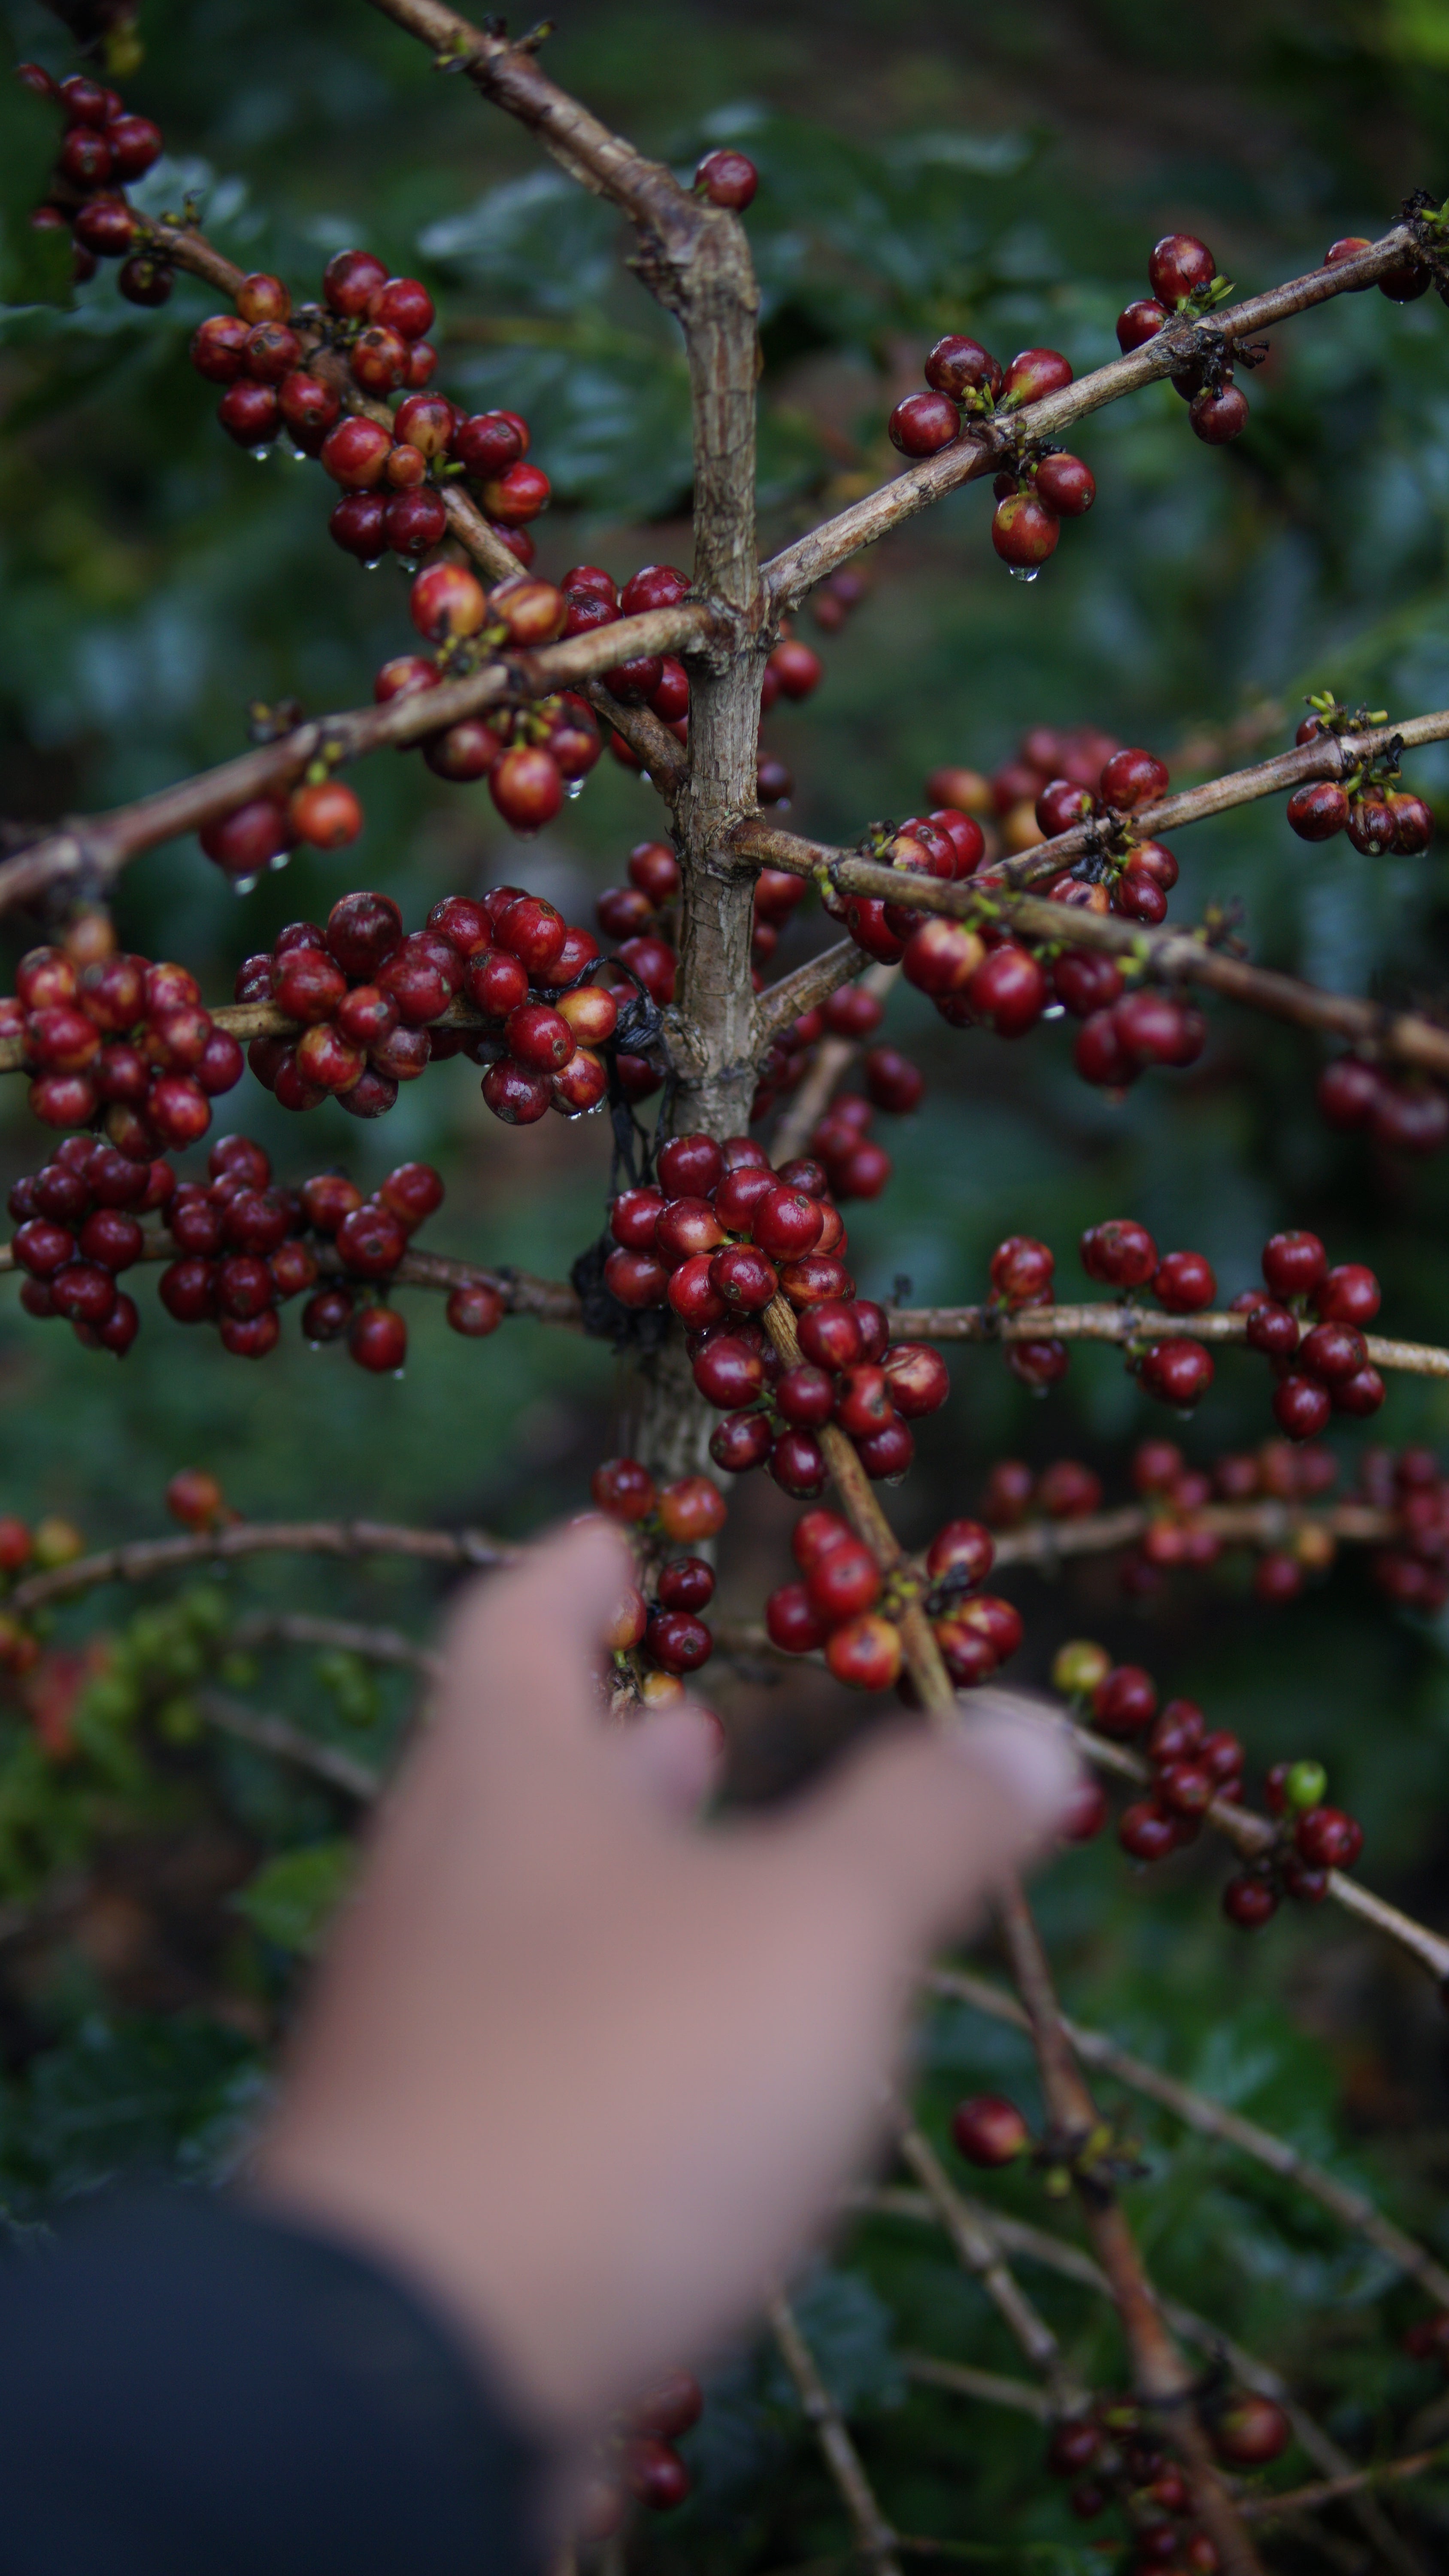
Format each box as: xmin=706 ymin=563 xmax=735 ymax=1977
xmin=955 ymin=1693 xmax=1079 ymax=1826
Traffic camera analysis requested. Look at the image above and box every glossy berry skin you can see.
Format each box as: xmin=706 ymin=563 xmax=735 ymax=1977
xmin=967 ymin=946 xmax=1047 ymax=1036
xmin=348 ymin=1305 xmax=407 ymax=1373
xmin=695 ymin=147 xmax=757 ymax=209
xmin=1093 ymin=1664 xmax=1157 ymax=1737
xmin=1081 ymin=1218 xmax=1158 ymax=1289
xmin=925 ymin=335 xmax=1002 ymax=404
xmin=1272 ymin=1375 xmax=1333 ymax=1440
xmin=1116 ymin=297 xmax=1168 ymax=351
xmin=712 ymin=1411 xmax=773 ymax=1473
xmin=1191 ymin=382 xmax=1249 ymax=443
xmin=1294 ymin=1804 xmax=1363 ymax=1869
xmin=646 ymin=1609 xmax=712 ymax=1673
xmin=825 ymin=1613 xmax=902 ymax=1690
xmin=693 ymin=1335 xmax=765 ymax=1409
xmin=1245 ymin=1300 xmax=1299 ymax=1356
xmin=1139 ymin=1337 xmax=1213 ymax=1407
xmin=1153 ymin=1250 xmax=1215 ymax=1312
xmin=1118 ymin=1799 xmax=1177 ymax=1862
xmin=1000 ymin=347 xmax=1073 ymax=406
xmin=1261 ymin=1229 xmax=1327 ymax=1299
xmin=991 ymin=491 xmax=1060 ymax=568
xmin=951 ymin=2094 xmax=1029 ymax=2166
xmin=769 ymin=1430 xmax=828 ymax=1500
xmin=1287 ymin=780 xmax=1348 ymax=841
xmin=1148 ymin=234 xmax=1217 ymax=306
xmin=888 ymin=391 xmax=959 ymax=456
xmin=1099 ymin=746 xmax=1168 ymax=809
xmin=1313 ymin=1261 xmax=1380 ymax=1325
xmin=1211 ymin=2397 xmax=1289 ymax=2467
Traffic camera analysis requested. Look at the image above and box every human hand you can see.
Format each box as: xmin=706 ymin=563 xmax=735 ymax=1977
xmin=254 ymin=1520 xmax=1075 ymax=2445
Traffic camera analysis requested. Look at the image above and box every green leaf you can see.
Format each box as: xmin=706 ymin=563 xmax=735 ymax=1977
xmin=235 ymin=1840 xmax=355 ymax=1954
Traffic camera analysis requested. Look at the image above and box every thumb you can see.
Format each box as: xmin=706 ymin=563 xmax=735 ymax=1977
xmin=792 ymin=1691 xmax=1079 ymax=1958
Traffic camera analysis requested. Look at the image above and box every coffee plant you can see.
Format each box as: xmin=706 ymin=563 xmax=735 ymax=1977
xmin=7 ymin=3 xmax=1449 ymax=2570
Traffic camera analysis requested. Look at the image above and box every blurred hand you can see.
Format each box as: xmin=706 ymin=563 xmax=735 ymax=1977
xmin=254 ymin=1520 xmax=1075 ymax=2443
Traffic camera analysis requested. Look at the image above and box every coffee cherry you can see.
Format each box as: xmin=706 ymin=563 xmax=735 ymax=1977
xmin=768 ymin=1430 xmax=828 ymax=1499
xmin=1001 ymin=347 xmax=1073 ymax=406
xmin=889 ymin=390 xmax=959 ymax=456
xmin=1033 ymin=453 xmax=1094 ymax=516
xmin=1081 ymin=1217 xmax=1158 ymax=1289
xmin=1211 ymin=2396 xmax=1289 ymax=2467
xmin=1118 ymin=1798 xmax=1177 ymax=1862
xmin=1153 ymin=1250 xmax=1215 ymax=1312
xmin=951 ymin=2093 xmax=1030 ymax=2166
xmin=695 ymin=146 xmax=757 ymax=208
xmin=1294 ymin=1804 xmax=1363 ymax=1868
xmin=1287 ymin=780 xmax=1348 ymax=841
xmin=1190 ymin=381 xmax=1249 ymax=443
xmin=346 ymin=1304 xmax=406 ymax=1373
xmin=991 ymin=491 xmax=1060 ymax=569
xmin=657 ymin=1477 xmax=727 ymax=1545
xmin=1100 ymin=747 xmax=1169 ymax=811
xmin=1094 ymin=1664 xmax=1157 ymax=1736
xmin=646 ymin=1607 xmax=712 ymax=1673
xmin=1313 ymin=1261 xmax=1379 ymax=1324
xmin=1149 ymin=234 xmax=1217 ymax=306
xmin=882 ymin=1343 xmax=949 ymax=1416
xmin=967 ymin=945 xmax=1047 ymax=1036
xmin=925 ymin=334 xmax=1002 ymax=404
xmin=1245 ymin=1299 xmax=1298 ymax=1356
xmin=1116 ymin=297 xmax=1168 ymax=350
xmin=490 ymin=746 xmax=563 ymax=831
xmin=1378 ymin=252 xmax=1432 ymax=302
xmin=483 ymin=461 xmax=549 ymax=523
xmin=1260 ymin=1228 xmax=1324 ymax=1298
xmin=1333 ymin=1364 xmax=1385 ymax=1418
xmin=710 ymin=1244 xmax=777 ymax=1311
xmin=902 ymin=918 xmax=984 ymax=996
xmin=1298 ymin=1321 xmax=1366 ymax=1383
xmin=711 ymin=1410 xmax=773 ymax=1473
xmin=825 ymin=1613 xmax=902 ymax=1690
xmin=1140 ymin=1338 xmax=1213 ymax=1407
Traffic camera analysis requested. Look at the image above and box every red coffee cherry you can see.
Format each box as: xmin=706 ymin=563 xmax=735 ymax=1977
xmin=1000 ymin=347 xmax=1073 ymax=406
xmin=967 ymin=945 xmax=1047 ymax=1036
xmin=951 ymin=2094 xmax=1030 ymax=2166
xmin=1148 ymin=233 xmax=1218 ymax=306
xmin=1287 ymin=780 xmax=1349 ymax=841
xmin=1099 ymin=747 xmax=1168 ymax=810
xmin=1294 ymin=1804 xmax=1363 ymax=1869
xmin=1272 ymin=1374 xmax=1333 ymax=1441
xmin=1153 ymin=1250 xmax=1215 ymax=1312
xmin=1261 ymin=1229 xmax=1327 ymax=1299
xmin=1033 ymin=454 xmax=1094 ymax=515
xmin=1190 ymin=380 xmax=1249 ymax=443
xmin=1118 ymin=1799 xmax=1177 ymax=1862
xmin=1313 ymin=1261 xmax=1379 ymax=1325
xmin=925 ymin=334 xmax=1002 ymax=404
xmin=1245 ymin=1300 xmax=1299 ymax=1356
xmin=1139 ymin=1338 xmax=1213 ymax=1407
xmin=695 ymin=147 xmax=757 ymax=208
xmin=1210 ymin=2396 xmax=1289 ymax=2467
xmin=888 ymin=390 xmax=960 ymax=456
xmin=991 ymin=491 xmax=1060 ymax=570
xmin=1093 ymin=1664 xmax=1158 ymax=1736
xmin=1116 ymin=297 xmax=1168 ymax=351
xmin=1081 ymin=1218 xmax=1158 ymax=1289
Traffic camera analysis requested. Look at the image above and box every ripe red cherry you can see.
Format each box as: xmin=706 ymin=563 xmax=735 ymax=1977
xmin=805 ymin=1540 xmax=882 ymax=1626
xmin=750 ymin=1186 xmax=823 ymax=1260
xmin=346 ymin=1304 xmax=406 ymax=1373
xmin=1245 ymin=1300 xmax=1299 ymax=1356
xmin=603 ymin=1247 xmax=668 ymax=1309
xmin=710 ymin=1244 xmax=778 ymax=1312
xmin=1210 ymin=2396 xmax=1289 ymax=2467
xmin=882 ymin=1343 xmax=950 ymax=1416
xmin=991 ymin=491 xmax=1060 ymax=569
xmin=1153 ymin=1250 xmax=1215 ymax=1312
xmin=925 ymin=1520 xmax=995 ymax=1588
xmin=1139 ymin=1338 xmax=1214 ymax=1407
xmin=901 ymin=919 xmax=983 ymax=996
xmin=925 ymin=335 xmax=1002 ymax=404
xmin=324 ymin=248 xmax=389 ymax=316
xmin=1093 ymin=1665 xmax=1157 ymax=1736
xmin=1262 ymin=1229 xmax=1327 ymax=1299
xmin=825 ymin=1613 xmax=902 ymax=1689
xmin=1054 ymin=951 xmax=1122 ymax=1018
xmin=967 ymin=946 xmax=1047 ymax=1036
xmin=693 ymin=1335 xmax=765 ymax=1409
xmin=1000 ymin=348 xmax=1073 ymax=406
xmin=765 ymin=1582 xmax=827 ymax=1653
xmin=1313 ymin=1261 xmax=1379 ymax=1325
xmin=1287 ymin=781 xmax=1349 ymax=841
xmin=1099 ymin=747 xmax=1168 ymax=809
xmin=1081 ymin=1217 xmax=1158 ymax=1289
xmin=335 ymin=1202 xmax=408 ymax=1279
xmin=1294 ymin=1804 xmax=1363 ymax=1869
xmin=1272 ymin=1375 xmax=1333 ymax=1439
xmin=1190 ymin=381 xmax=1249 ymax=443
xmin=769 ymin=1430 xmax=829 ymax=1499
xmin=646 ymin=1609 xmax=712 ymax=1674
xmin=592 ymin=1458 xmax=656 ymax=1521
xmin=1116 ymin=297 xmax=1168 ymax=350
xmin=656 ymin=1131 xmax=724 ymax=1198
xmin=711 ymin=1410 xmax=772 ymax=1472
xmin=695 ymin=146 xmax=757 ymax=209
xmin=1298 ymin=1321 xmax=1367 ymax=1383
xmin=888 ymin=391 xmax=960 ymax=456
xmin=1222 ymin=1874 xmax=1279 ymax=1930
xmin=950 ymin=2094 xmax=1030 ymax=2166
xmin=1148 ymin=234 xmax=1218 ymax=307
xmin=657 ymin=1559 xmax=716 ymax=1617
xmin=796 ymin=1301 xmax=864 ymax=1370
xmin=1034 ymin=454 xmax=1094 ymax=515
xmin=1118 ymin=1799 xmax=1177 ymax=1862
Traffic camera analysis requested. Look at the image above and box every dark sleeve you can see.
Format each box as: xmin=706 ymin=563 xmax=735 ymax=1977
xmin=0 ymin=2189 xmax=542 ymax=2576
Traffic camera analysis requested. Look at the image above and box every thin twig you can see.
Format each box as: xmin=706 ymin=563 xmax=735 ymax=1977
xmin=768 ymin=2292 xmax=905 ymax=2576
xmin=887 ymin=1300 xmax=1449 ymax=1380
xmin=1238 ymin=2446 xmax=1449 ymax=2523
xmin=900 ymin=2354 xmax=1050 ymax=2421
xmin=8 ymin=1518 xmax=517 ymax=1616
xmin=230 ymin=1611 xmax=443 ymax=1680
xmin=895 ymin=2122 xmax=1079 ymax=2409
xmin=770 ymin=963 xmax=901 ymax=1162
xmin=196 ymin=1689 xmax=381 ymax=1801
xmin=0 ymin=1228 xmax=582 ymax=1327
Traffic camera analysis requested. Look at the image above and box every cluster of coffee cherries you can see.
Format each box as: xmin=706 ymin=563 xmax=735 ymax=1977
xmin=18 ymin=63 xmax=167 ymax=300
xmin=987 ymin=721 xmax=1119 ymax=855
xmin=1234 ymin=1230 xmax=1384 ymax=1435
xmin=1117 ymin=1433 xmax=1338 ymax=1606
xmin=579 ymin=2368 xmax=705 ymax=2536
xmin=1220 ymin=1753 xmax=1365 ymax=1928
xmin=765 ymin=1505 xmax=1019 ymax=1695
xmin=1286 ymin=732 xmax=1433 ymax=863
xmin=9 ymin=1133 xmax=176 ymax=1356
xmin=885 ymin=334 xmax=1090 ymax=577
xmin=1042 ymin=2386 xmax=1282 ymax=2561
xmin=1359 ymin=1443 xmax=1449 ymax=1613
xmin=1318 ymin=1050 xmax=1449 ymax=1158
xmin=1 ymin=938 xmax=242 ymax=1153
xmin=1115 ymin=233 xmax=1250 ymax=446
xmin=984 ymin=1221 xmax=1220 ymax=1407
xmin=590 ymin=1459 xmax=729 ymax=1702
xmin=236 ymin=885 xmax=614 ymax=1127
xmin=154 ymin=1134 xmax=470 ymax=1372
xmin=1032 ymin=740 xmax=1179 ymax=924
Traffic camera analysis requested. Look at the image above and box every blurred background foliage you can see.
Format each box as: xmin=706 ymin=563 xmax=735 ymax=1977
xmin=4 ymin=0 xmax=1449 ymax=2562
